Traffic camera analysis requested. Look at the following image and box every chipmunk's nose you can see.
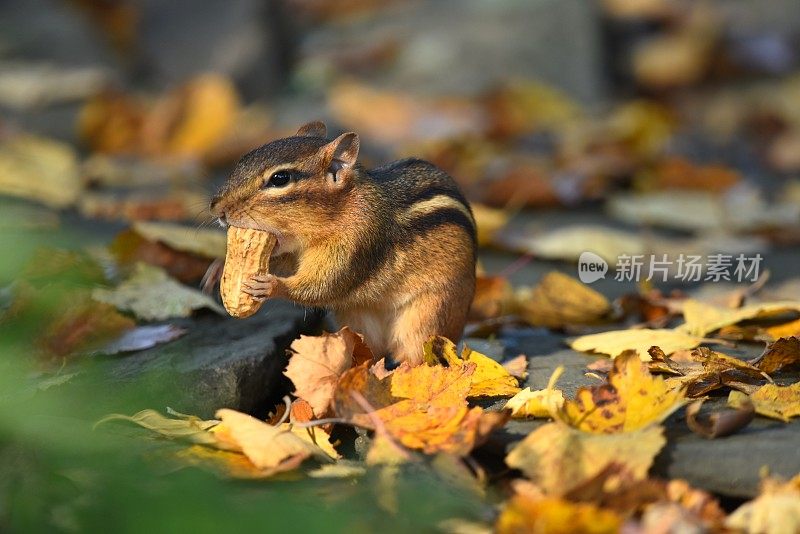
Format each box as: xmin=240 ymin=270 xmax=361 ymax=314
xmin=209 ymin=194 xmax=224 ymax=217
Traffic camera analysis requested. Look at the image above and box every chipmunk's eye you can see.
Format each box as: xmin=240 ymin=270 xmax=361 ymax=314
xmin=266 ymin=170 xmax=292 ymax=188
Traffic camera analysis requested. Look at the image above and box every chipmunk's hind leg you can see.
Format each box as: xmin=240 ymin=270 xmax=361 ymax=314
xmin=390 ymin=287 xmax=472 ymax=366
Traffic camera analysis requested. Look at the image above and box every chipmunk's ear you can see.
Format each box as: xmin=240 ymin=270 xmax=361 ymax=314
xmin=296 ymin=121 xmax=327 ymax=138
xmin=322 ymin=132 xmax=359 ymax=186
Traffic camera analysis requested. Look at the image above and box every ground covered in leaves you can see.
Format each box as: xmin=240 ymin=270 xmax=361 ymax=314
xmin=4 ymin=1 xmax=800 ymax=532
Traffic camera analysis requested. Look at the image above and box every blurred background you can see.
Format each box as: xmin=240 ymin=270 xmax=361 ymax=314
xmin=2 ymin=0 xmax=800 ymax=531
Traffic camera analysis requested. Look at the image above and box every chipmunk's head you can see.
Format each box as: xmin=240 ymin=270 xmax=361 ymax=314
xmin=210 ymin=121 xmax=361 ymax=253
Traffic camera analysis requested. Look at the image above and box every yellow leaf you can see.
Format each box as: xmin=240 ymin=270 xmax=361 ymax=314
xmin=515 ymin=271 xmax=611 ymax=329
xmin=95 ymin=409 xmax=219 ymax=446
xmin=504 ymin=366 xmax=565 ymax=419
xmin=0 ymin=134 xmax=81 ymax=208
xmin=570 ymin=328 xmax=704 ymax=360
xmin=132 ymin=221 xmax=226 ymax=259
xmin=505 ymin=422 xmax=665 ymax=496
xmin=726 ymin=474 xmax=800 ymax=533
xmin=557 ymin=352 xmax=686 ymax=433
xmin=215 ymin=409 xmax=333 ymax=470
xmin=729 ymin=383 xmax=800 ymax=422
xmin=422 ymin=336 xmax=520 ymax=398
xmin=750 ymin=337 xmax=800 ymax=374
xmin=471 ymin=202 xmax=509 ymax=247
xmin=496 ymin=495 xmax=621 ymax=534
xmin=284 ymin=423 xmax=340 ymax=460
xmin=680 ymin=299 xmax=800 ymax=337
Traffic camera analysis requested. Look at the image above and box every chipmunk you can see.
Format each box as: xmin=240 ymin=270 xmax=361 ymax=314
xmin=209 ymin=121 xmax=476 ymax=365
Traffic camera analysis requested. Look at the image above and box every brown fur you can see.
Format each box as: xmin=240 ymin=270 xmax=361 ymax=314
xmin=210 ymin=122 xmax=476 ymax=365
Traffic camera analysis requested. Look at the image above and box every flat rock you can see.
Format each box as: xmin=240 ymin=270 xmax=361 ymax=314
xmin=71 ymin=301 xmax=323 ymax=419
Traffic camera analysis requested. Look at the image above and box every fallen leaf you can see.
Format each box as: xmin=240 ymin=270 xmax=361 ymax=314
xmin=750 ymin=337 xmax=800 ymax=374
xmin=505 ymin=422 xmax=665 ymax=495
xmin=40 ymin=297 xmax=135 ymax=359
xmin=729 ymin=384 xmax=800 ymax=422
xmin=570 ymin=329 xmax=704 ymax=360
xmin=95 ymin=409 xmax=220 ymax=446
xmin=504 ymin=366 xmax=565 ymax=419
xmin=422 ymin=336 xmax=520 ymax=398
xmin=497 ymin=225 xmax=644 ymax=265
xmin=471 ymin=203 xmax=510 ymax=247
xmin=649 ymin=346 xmax=767 ymax=398
xmin=469 ymin=275 xmax=514 ymax=321
xmin=557 ymin=352 xmax=686 ymax=433
xmin=685 ymin=399 xmax=754 ymax=439
xmin=0 ymin=61 xmax=109 ymax=109
xmin=680 ymin=299 xmax=800 ymax=337
xmin=130 ymin=221 xmax=226 ymax=259
xmin=496 ymin=495 xmax=621 ymax=534
xmin=92 ymin=263 xmax=224 ymax=320
xmin=726 ymin=474 xmax=800 ymax=533
xmin=79 ymin=73 xmax=241 ymax=161
xmin=214 ymin=409 xmax=333 ymax=471
xmin=110 ymin=226 xmax=219 ymax=285
xmin=285 ymin=327 xmax=373 ymax=418
xmin=77 ymin=186 xmax=208 ymax=222
xmin=502 ymin=355 xmax=528 ymax=380
xmin=0 ymin=134 xmax=82 ymax=208
xmin=515 ymin=271 xmax=611 ymax=328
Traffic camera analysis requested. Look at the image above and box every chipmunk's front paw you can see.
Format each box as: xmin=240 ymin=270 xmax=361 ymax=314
xmin=241 ymin=274 xmax=281 ymax=302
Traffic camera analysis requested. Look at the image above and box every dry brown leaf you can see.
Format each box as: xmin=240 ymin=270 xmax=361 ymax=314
xmin=750 ymin=337 xmax=800 ymax=374
xmin=570 ymin=329 xmax=704 ymax=360
xmin=422 ymin=336 xmax=520 ymax=398
xmin=40 ymin=296 xmax=135 ymax=359
xmin=285 ymin=327 xmax=373 ymax=418
xmin=649 ymin=346 xmax=767 ymax=398
xmin=496 ymin=495 xmax=621 ymax=534
xmin=505 ymin=422 xmax=665 ymax=496
xmin=557 ymin=352 xmax=686 ymax=433
xmin=685 ymin=399 xmax=754 ymax=439
xmin=515 ymin=271 xmax=611 ymax=329
xmin=729 ymin=383 xmax=800 ymax=422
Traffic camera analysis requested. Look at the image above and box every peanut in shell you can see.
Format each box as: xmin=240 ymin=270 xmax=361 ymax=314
xmin=220 ymin=226 xmax=277 ymax=318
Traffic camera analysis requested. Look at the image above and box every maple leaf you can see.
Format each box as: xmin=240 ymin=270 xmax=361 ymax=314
xmin=649 ymin=346 xmax=767 ymax=397
xmin=335 ymin=361 xmax=506 ymax=455
xmin=569 ymin=328 xmax=704 ymax=360
xmin=729 ymin=383 xmax=800 ymax=422
xmin=505 ymin=422 xmax=666 ymax=496
xmin=726 ymin=474 xmax=800 ymax=533
xmin=557 ymin=352 xmax=686 ymax=433
xmin=496 ymin=495 xmax=622 ymax=534
xmin=515 ymin=271 xmax=611 ymax=329
xmin=422 ymin=336 xmax=520 ymax=398
xmin=284 ymin=327 xmax=373 ymax=418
